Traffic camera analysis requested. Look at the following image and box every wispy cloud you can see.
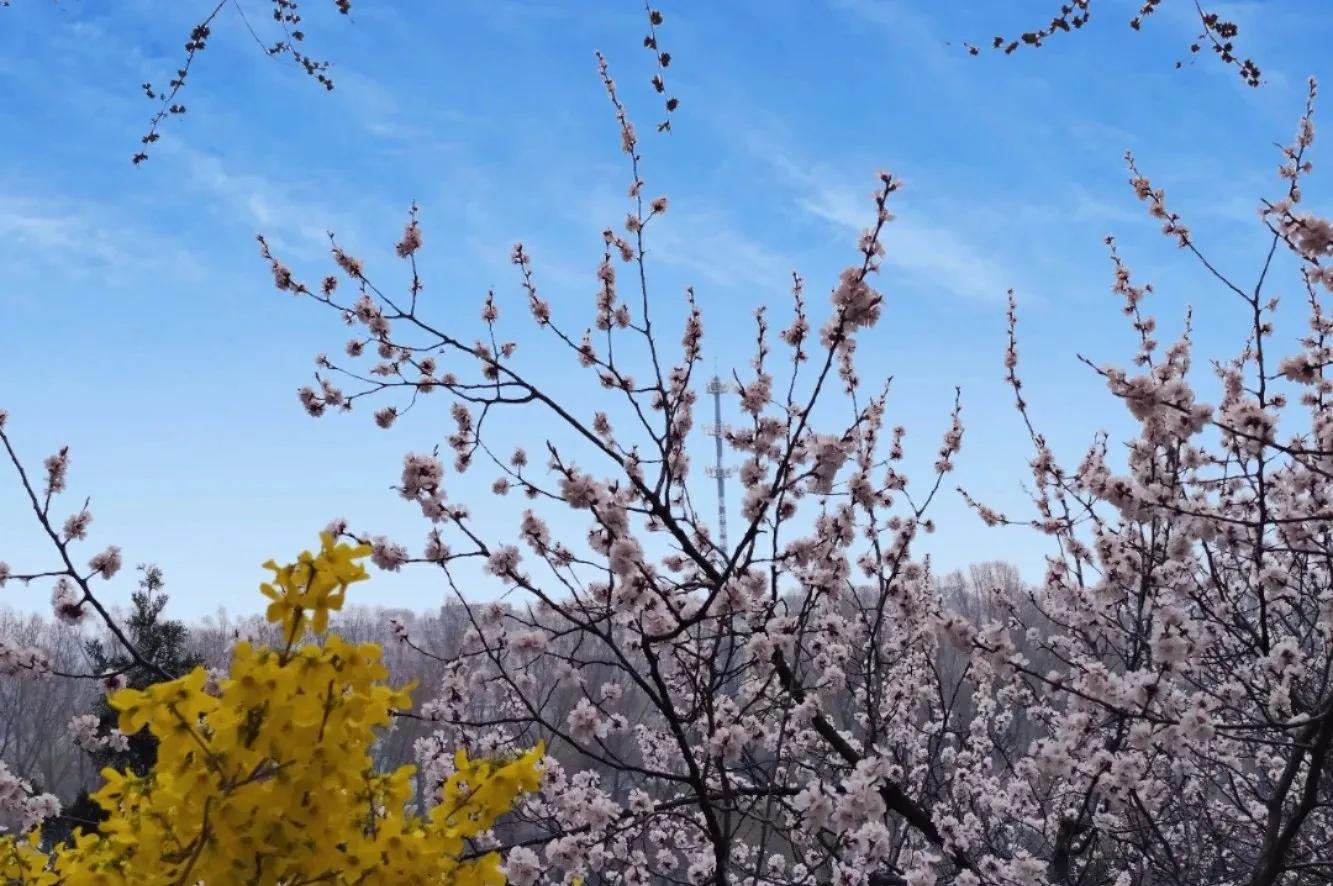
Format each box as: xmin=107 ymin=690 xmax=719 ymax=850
xmin=0 ymin=197 xmax=126 ymax=263
xmin=537 ymin=166 xmax=790 ymax=295
xmin=828 ymin=0 xmax=955 ymax=69
xmin=330 ymin=68 xmax=473 ymax=154
xmin=1068 ymin=120 xmax=1137 ymax=155
xmin=649 ymin=207 xmax=790 ymax=290
xmin=174 ymin=147 xmax=380 ymax=259
xmin=763 ymin=152 xmax=1020 ymax=303
xmin=1067 ymin=186 xmax=1143 ymax=225
xmin=0 ymin=193 xmax=194 ymax=289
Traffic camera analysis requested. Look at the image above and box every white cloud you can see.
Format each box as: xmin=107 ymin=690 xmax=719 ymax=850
xmin=829 ymin=0 xmax=953 ymax=67
xmin=648 ymin=208 xmax=790 ymax=290
xmin=174 ymin=147 xmax=381 ymax=259
xmin=0 ymin=194 xmax=189 ymax=284
xmin=766 ymin=152 xmax=1018 ymax=302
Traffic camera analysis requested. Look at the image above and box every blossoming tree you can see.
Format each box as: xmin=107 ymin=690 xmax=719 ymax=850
xmin=247 ymin=48 xmax=1333 ymax=885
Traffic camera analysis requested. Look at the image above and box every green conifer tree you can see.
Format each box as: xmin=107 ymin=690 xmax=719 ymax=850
xmin=48 ymin=564 xmax=201 ymax=842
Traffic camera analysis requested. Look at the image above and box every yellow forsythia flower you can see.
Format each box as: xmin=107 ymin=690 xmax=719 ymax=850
xmin=0 ymin=535 xmax=542 ymax=885
xmin=261 ymin=531 xmax=372 ymax=638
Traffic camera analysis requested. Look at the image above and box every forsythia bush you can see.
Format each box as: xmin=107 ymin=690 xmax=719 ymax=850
xmin=0 ymin=534 xmax=543 ymax=885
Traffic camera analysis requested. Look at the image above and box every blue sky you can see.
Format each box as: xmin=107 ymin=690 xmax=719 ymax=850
xmin=1 ymin=0 xmax=1330 ymax=619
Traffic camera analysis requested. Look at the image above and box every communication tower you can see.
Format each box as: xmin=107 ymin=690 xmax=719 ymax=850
xmin=704 ymin=374 xmax=734 ymax=552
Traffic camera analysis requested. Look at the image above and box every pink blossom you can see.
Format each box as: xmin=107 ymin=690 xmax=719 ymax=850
xmin=560 ymin=472 xmax=600 ymax=509
xmin=831 ymin=267 xmax=882 ymax=329
xmin=400 ymin=453 xmax=444 ymax=499
xmin=396 ymin=218 xmax=423 ymax=258
xmin=566 ymin=699 xmax=609 ymax=743
xmin=486 ymin=545 xmax=521 ymax=577
xmin=43 ymin=448 xmax=69 ymax=496
xmin=68 ymin=714 xmax=101 ymax=751
xmin=502 ymin=847 xmax=541 ymax=886
xmin=88 ymin=545 xmax=122 ymax=580
xmin=370 ymin=537 xmax=409 ymax=571
xmin=511 ymin=630 xmax=547 ymax=657
xmin=332 ymin=246 xmax=364 ymax=278
xmin=51 ymin=578 xmax=85 ymax=625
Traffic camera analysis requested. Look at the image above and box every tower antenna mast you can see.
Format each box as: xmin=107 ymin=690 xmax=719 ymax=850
xmin=704 ymin=372 xmax=734 ymax=552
